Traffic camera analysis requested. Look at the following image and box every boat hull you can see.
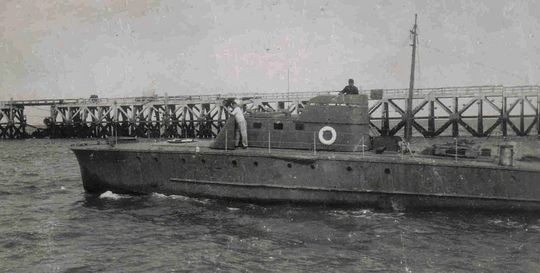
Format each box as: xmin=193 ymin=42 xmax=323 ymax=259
xmin=72 ymin=146 xmax=540 ymax=211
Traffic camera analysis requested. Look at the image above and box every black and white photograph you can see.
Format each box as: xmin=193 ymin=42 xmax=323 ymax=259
xmin=1 ymin=1 xmax=539 ymax=272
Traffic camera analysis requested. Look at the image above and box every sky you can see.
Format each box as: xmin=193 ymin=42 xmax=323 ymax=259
xmin=1 ymin=0 xmax=539 ymax=102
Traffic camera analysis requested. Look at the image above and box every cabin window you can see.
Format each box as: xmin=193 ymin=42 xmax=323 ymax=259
xmin=273 ymin=122 xmax=283 ymax=130
xmin=253 ymin=122 xmax=262 ymax=129
xmin=295 ymin=123 xmax=305 ymax=130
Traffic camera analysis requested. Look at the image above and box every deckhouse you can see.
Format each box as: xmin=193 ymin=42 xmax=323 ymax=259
xmin=211 ymin=94 xmax=371 ymax=152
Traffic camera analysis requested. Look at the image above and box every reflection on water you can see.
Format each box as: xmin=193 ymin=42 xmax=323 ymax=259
xmin=0 ymin=139 xmax=539 ymax=272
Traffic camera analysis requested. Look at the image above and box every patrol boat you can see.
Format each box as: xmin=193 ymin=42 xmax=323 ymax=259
xmin=70 ymin=91 xmax=540 ymax=211
xmin=70 ymin=16 xmax=540 ymax=211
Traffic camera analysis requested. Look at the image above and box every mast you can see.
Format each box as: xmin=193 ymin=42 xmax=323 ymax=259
xmin=405 ymin=14 xmax=418 ymax=143
xmin=287 ymin=67 xmax=290 ymax=94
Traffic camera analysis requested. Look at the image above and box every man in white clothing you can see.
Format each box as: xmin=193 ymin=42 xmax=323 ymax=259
xmin=228 ymin=101 xmax=248 ymax=148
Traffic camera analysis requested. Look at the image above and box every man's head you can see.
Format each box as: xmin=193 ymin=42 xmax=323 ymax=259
xmin=223 ymin=98 xmax=237 ymax=107
xmin=348 ymin=79 xmax=354 ymax=86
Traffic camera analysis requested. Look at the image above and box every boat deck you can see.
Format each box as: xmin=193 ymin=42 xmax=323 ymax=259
xmin=71 ymin=139 xmax=540 ymax=172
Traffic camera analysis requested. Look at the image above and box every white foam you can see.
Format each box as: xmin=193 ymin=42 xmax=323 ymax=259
xmin=150 ymin=192 xmax=213 ymax=204
xmin=99 ymin=191 xmax=126 ymax=200
xmin=151 ymin=192 xmax=190 ymax=201
xmin=60 ymin=186 xmax=66 ymax=190
xmin=329 ymin=209 xmax=374 ymax=219
xmin=193 ymin=198 xmax=212 ymax=205
xmin=151 ymin=192 xmax=168 ymax=199
xmin=488 ymin=219 xmax=503 ymax=225
xmin=528 ymin=225 xmax=540 ymax=231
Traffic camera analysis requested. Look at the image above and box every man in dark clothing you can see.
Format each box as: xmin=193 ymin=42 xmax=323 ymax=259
xmin=341 ymin=78 xmax=359 ymax=95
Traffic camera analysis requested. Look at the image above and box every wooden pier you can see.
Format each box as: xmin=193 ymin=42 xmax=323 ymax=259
xmin=369 ymin=85 xmax=540 ymax=137
xmin=0 ymin=100 xmax=26 ymax=139
xmin=1 ymin=85 xmax=539 ymax=139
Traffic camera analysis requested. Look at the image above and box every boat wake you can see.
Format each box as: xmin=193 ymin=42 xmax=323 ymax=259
xmin=150 ymin=192 xmax=213 ymax=205
xmin=98 ymin=191 xmax=130 ymax=200
xmin=150 ymin=192 xmax=191 ymax=201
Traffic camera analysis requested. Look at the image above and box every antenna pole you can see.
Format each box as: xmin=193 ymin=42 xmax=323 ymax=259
xmin=287 ymin=68 xmax=290 ymax=95
xmin=405 ymin=14 xmax=418 ymax=143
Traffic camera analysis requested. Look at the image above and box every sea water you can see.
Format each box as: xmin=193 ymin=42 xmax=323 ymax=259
xmin=0 ymin=139 xmax=539 ymax=272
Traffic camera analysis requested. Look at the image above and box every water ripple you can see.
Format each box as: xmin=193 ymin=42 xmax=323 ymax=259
xmin=0 ymin=139 xmax=538 ymax=272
